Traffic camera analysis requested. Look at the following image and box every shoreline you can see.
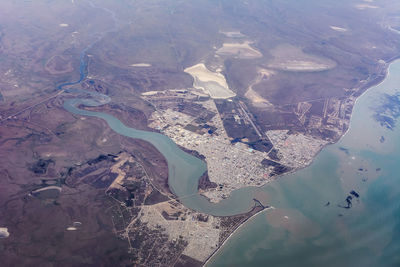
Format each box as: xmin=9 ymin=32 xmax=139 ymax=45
xmin=200 ymin=56 xmax=400 ymax=266
xmin=193 ymin=57 xmax=400 ymax=210
xmin=258 ymin=56 xmax=400 ymax=182
xmin=342 ymin=56 xmax=400 ymax=139
xmin=203 ymin=206 xmax=272 ymax=267
xmin=66 ymin=41 xmax=399 ymax=264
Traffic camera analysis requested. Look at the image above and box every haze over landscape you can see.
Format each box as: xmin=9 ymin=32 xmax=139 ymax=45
xmin=1 ymin=0 xmax=400 ymax=266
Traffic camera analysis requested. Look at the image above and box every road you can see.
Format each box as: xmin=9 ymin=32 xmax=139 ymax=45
xmin=0 ymin=90 xmax=65 ymax=123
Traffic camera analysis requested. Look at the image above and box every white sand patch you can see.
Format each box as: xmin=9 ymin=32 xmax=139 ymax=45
xmin=355 ymin=4 xmax=379 ymax=9
xmin=141 ymin=91 xmax=159 ymax=96
xmin=330 ymin=26 xmax=348 ymax=32
xmin=185 ymin=64 xmax=228 ymax=89
xmin=130 ymin=63 xmax=151 ymax=67
xmin=245 ymin=88 xmax=271 ymax=108
xmin=219 ymin=30 xmax=245 ymax=38
xmin=66 ymin=221 xmax=82 ymax=231
xmin=59 ymin=23 xmax=69 ymax=27
xmin=258 ymin=69 xmax=275 ymax=77
xmin=216 ymin=41 xmax=262 ymax=59
xmin=184 ymin=63 xmax=236 ymax=99
xmin=268 ymin=44 xmax=336 ymax=72
xmin=278 ymin=60 xmax=332 ymax=71
xmin=386 ymin=23 xmax=400 ymax=35
xmin=0 ymin=227 xmax=9 ymax=238
xmin=31 ymin=186 xmax=62 ymax=194
xmin=245 ymin=69 xmax=275 ymax=108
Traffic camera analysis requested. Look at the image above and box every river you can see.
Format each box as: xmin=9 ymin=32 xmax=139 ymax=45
xmin=61 ymin=49 xmax=265 ymax=216
xmin=60 ymin=36 xmax=400 ymax=265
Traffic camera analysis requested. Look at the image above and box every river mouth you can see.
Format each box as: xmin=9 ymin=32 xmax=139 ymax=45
xmin=59 ymin=30 xmax=400 ymax=264
xmin=61 ymin=48 xmax=262 ymax=216
xmin=206 ymin=60 xmax=400 ymax=266
xmin=64 ymin=93 xmax=261 ymax=216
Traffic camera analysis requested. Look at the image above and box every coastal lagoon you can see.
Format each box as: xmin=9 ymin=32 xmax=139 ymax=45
xmin=208 ymin=60 xmax=400 ymax=266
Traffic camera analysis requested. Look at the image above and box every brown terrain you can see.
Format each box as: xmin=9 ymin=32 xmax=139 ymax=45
xmin=1 ymin=0 xmax=400 ymax=266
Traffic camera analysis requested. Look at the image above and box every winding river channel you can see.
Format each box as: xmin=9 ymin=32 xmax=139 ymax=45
xmin=61 ymin=45 xmax=400 ymax=265
xmin=62 ymin=51 xmax=260 ymax=216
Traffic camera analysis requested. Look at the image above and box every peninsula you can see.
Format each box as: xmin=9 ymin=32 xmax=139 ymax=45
xmin=0 ymin=0 xmax=399 ymax=266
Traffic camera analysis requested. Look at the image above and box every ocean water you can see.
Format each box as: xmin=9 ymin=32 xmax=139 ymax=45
xmin=63 ymin=43 xmax=400 ymax=266
xmin=208 ymin=61 xmax=400 ymax=266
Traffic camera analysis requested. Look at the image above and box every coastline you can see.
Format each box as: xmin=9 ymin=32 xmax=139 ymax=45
xmin=260 ymin=56 xmax=400 ymax=183
xmin=342 ymin=56 xmax=400 ymax=139
xmin=201 ymin=56 xmax=400 ymax=266
xmin=203 ymin=206 xmax=271 ymax=267
xmin=65 ymin=39 xmax=400 ymax=264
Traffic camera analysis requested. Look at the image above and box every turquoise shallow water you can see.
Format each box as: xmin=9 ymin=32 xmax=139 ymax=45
xmin=208 ymin=61 xmax=400 ymax=266
xmin=64 ymin=94 xmax=260 ymax=216
xmin=62 ymin=46 xmax=400 ymax=265
xmin=62 ymin=53 xmax=259 ymax=216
